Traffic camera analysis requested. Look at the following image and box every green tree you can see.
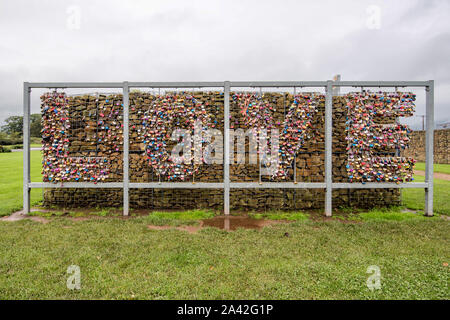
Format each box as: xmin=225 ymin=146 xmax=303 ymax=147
xmin=1 ymin=114 xmax=42 ymax=137
xmin=30 ymin=114 xmax=42 ymax=137
xmin=1 ymin=116 xmax=22 ymax=135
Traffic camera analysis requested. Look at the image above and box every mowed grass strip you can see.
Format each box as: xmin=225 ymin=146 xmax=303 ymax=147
xmin=0 ymin=151 xmax=42 ymax=216
xmin=414 ymin=162 xmax=450 ymax=175
xmin=402 ymin=175 xmax=450 ymax=215
xmin=0 ymin=217 xmax=448 ymax=299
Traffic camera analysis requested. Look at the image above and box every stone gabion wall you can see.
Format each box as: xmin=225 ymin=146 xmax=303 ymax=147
xmin=42 ymin=92 xmax=402 ymax=211
xmin=404 ymin=129 xmax=450 ymax=164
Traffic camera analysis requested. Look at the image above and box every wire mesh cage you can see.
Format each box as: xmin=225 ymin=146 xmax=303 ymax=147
xmin=38 ymin=89 xmax=124 ymax=212
xmin=126 ymin=88 xmax=225 ymax=211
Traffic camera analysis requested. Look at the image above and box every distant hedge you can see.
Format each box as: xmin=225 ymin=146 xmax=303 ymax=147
xmin=0 ymin=138 xmax=22 ymax=145
xmin=0 ymin=146 xmax=12 ymax=153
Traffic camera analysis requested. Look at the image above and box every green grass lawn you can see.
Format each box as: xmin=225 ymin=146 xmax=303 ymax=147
xmin=415 ymin=162 xmax=450 ymax=175
xmin=0 ymin=216 xmax=448 ymax=299
xmin=0 ymin=144 xmax=41 ymax=152
xmin=402 ymin=175 xmax=450 ymax=215
xmin=0 ymin=151 xmax=42 ymax=216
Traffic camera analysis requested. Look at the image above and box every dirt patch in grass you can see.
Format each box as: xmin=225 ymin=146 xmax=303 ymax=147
xmin=147 ymin=224 xmax=202 ymax=234
xmin=0 ymin=210 xmax=50 ymax=224
xmin=415 ymin=170 xmax=450 ymax=181
xmin=307 ymin=210 xmax=362 ymax=224
xmin=147 ymin=225 xmax=202 ymax=234
xmin=146 ymin=215 xmax=289 ymax=233
xmin=69 ymin=216 xmax=92 ymax=222
xmin=201 ymin=215 xmax=288 ymax=231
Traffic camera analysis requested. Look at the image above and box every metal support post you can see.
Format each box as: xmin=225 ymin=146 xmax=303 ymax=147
xmin=425 ymin=80 xmax=434 ymax=216
xmin=123 ymin=81 xmax=130 ymax=216
xmin=23 ymin=83 xmax=31 ymax=214
xmin=325 ymin=81 xmax=333 ymax=216
xmin=224 ymin=81 xmax=231 ymax=215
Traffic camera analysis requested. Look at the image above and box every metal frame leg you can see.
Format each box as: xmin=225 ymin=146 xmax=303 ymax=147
xmin=23 ymin=83 xmax=31 ymax=214
xmin=324 ymin=81 xmax=333 ymax=216
xmin=425 ymin=80 xmax=434 ymax=216
xmin=224 ymin=81 xmax=230 ymax=215
xmin=123 ymin=82 xmax=130 ymax=216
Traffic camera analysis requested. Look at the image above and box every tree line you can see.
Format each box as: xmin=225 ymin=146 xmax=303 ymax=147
xmin=0 ymin=114 xmax=42 ymax=145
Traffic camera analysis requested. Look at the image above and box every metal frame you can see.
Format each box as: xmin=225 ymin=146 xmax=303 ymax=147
xmin=23 ymin=80 xmax=435 ymax=216
xmin=325 ymin=81 xmax=333 ymax=216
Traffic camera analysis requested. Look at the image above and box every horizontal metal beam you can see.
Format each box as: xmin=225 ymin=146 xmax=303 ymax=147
xmin=26 ymin=81 xmax=431 ymax=89
xmin=128 ymin=82 xmax=225 ymax=88
xmin=30 ymin=182 xmax=123 ymax=188
xmin=27 ymin=82 xmax=124 ymax=88
xmin=230 ymin=182 xmax=326 ymax=188
xmin=332 ymin=81 xmax=430 ymax=87
xmin=229 ymin=81 xmax=328 ymax=87
xmin=332 ymin=182 xmax=428 ymax=189
xmin=30 ymin=181 xmax=428 ymax=189
xmin=129 ymin=182 xmax=224 ymax=188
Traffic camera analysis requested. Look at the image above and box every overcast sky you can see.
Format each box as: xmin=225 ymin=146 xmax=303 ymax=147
xmin=0 ymin=0 xmax=449 ymax=128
